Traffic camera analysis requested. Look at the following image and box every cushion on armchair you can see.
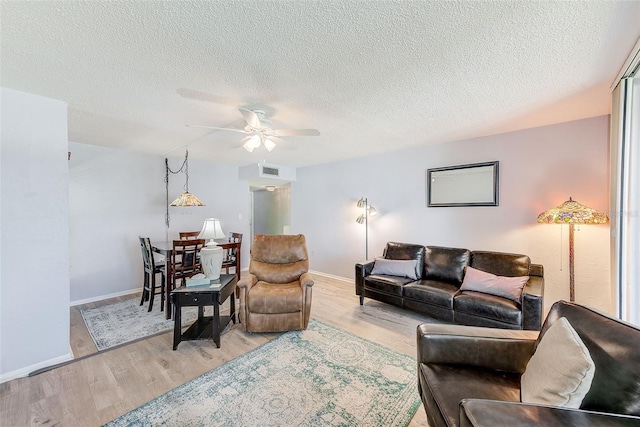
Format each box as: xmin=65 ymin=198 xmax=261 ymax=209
xmin=521 ymin=317 xmax=595 ymax=408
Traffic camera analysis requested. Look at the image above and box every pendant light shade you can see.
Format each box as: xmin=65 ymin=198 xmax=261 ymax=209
xmin=170 ymin=192 xmax=205 ymax=207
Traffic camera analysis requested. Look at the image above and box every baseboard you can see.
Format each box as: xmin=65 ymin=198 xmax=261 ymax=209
xmin=69 ymin=268 xmax=326 ymax=307
xmin=309 ymin=270 xmax=352 ymax=283
xmin=0 ymin=351 xmax=73 ymax=384
xmin=70 ymin=288 xmax=139 ymax=306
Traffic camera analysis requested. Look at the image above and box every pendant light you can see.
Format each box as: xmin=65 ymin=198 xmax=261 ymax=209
xmin=165 ymin=148 xmax=204 ymax=227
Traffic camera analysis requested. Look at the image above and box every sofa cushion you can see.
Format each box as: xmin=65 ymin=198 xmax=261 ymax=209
xmin=424 ymin=246 xmax=471 ymax=285
xmin=420 ymin=363 xmax=521 ymax=427
xmin=470 ymin=251 xmax=530 ymax=277
xmin=521 ymin=317 xmax=595 ymax=408
xmin=248 ymin=281 xmax=303 ymax=314
xmin=460 ymin=266 xmax=529 ymax=303
xmin=383 ymin=242 xmax=425 ymax=279
xmin=404 ymin=280 xmax=459 ymax=309
xmin=454 ymin=291 xmax=522 ymax=326
xmin=371 ymin=258 xmax=418 ymax=280
xmin=364 ymin=274 xmax=413 ymax=297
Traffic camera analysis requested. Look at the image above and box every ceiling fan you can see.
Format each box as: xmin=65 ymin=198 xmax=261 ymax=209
xmin=186 ymin=108 xmax=320 ymax=152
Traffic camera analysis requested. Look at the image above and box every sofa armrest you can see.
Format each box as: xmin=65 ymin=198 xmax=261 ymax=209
xmin=417 ymin=323 xmax=538 ymax=374
xmin=355 ymin=259 xmax=375 ymax=296
xmin=460 ymin=399 xmax=640 ymax=427
xmin=522 ymin=265 xmax=544 ymax=330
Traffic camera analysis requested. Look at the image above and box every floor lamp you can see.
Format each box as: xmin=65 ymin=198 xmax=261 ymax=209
xmin=537 ymin=197 xmax=609 ymax=302
xmin=356 ymin=197 xmax=377 ymax=259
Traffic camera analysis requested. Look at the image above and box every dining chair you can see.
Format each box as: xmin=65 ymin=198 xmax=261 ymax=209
xmin=222 ymin=232 xmax=243 ymax=274
xmin=139 ymin=236 xmax=166 ymax=312
xmin=179 ymin=231 xmax=201 ymax=240
xmin=171 ymin=239 xmax=205 ymax=289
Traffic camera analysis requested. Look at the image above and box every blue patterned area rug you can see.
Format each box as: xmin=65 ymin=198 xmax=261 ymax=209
xmin=81 ymin=297 xmax=201 ymax=351
xmin=104 ymin=319 xmax=421 ymax=427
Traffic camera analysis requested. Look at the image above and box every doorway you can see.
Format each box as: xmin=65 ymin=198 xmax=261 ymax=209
xmin=250 ymin=184 xmax=291 ymax=243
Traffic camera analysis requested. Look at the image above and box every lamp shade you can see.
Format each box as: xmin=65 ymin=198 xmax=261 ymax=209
xmin=198 ymin=218 xmax=226 ymax=279
xmin=537 ymin=197 xmax=609 ymax=224
xmin=170 ymin=192 xmax=205 ymax=207
xmin=198 ymin=218 xmax=227 ymax=244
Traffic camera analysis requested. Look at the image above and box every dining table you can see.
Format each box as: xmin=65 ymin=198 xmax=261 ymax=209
xmin=151 ymin=239 xmax=242 ymax=319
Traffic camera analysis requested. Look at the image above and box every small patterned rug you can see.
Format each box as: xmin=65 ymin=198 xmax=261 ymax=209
xmin=104 ymin=319 xmax=421 ymax=426
xmin=81 ymin=297 xmax=202 ymax=351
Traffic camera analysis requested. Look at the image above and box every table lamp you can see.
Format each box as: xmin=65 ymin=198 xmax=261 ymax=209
xmin=198 ymin=218 xmax=227 ymax=279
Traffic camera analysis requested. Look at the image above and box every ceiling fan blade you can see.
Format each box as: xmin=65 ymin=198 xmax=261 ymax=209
xmin=271 ymin=128 xmax=320 ymax=137
xmin=239 ymin=108 xmax=261 ymax=128
xmin=185 ymin=124 xmax=248 ymax=134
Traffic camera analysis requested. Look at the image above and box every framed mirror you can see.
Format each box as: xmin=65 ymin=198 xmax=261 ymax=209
xmin=427 ymin=161 xmax=499 ymax=207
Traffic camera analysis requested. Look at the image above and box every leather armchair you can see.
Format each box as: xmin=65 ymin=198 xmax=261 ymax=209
xmin=417 ymin=301 xmax=640 ymax=427
xmin=237 ymin=234 xmax=314 ymax=333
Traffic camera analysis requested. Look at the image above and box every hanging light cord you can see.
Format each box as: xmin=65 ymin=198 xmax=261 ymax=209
xmin=165 ymin=149 xmax=190 ymax=228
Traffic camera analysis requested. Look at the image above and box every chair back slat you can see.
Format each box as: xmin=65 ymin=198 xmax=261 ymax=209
xmin=171 ymin=239 xmax=205 ymax=286
xmin=179 ymin=231 xmax=200 ymax=240
xmin=139 ymin=236 xmax=156 ymax=271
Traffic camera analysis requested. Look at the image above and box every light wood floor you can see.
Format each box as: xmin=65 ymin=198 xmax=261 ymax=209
xmin=0 ymin=275 xmax=431 ymax=426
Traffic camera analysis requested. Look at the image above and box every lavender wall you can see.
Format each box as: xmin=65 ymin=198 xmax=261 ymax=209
xmin=68 ymin=143 xmax=251 ymax=304
xmin=1 ymin=88 xmax=71 ymax=382
xmin=292 ymin=116 xmax=611 ymax=314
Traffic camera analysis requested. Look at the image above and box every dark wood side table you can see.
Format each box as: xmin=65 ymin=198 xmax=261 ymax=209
xmin=152 ymin=240 xmax=241 ymax=320
xmin=170 ymin=274 xmax=237 ymax=349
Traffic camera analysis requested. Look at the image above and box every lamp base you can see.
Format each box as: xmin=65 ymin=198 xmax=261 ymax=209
xmin=200 ymin=245 xmax=223 ymax=280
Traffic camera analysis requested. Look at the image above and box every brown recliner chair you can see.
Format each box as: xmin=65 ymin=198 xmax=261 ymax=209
xmin=237 ymin=234 xmax=314 ymax=332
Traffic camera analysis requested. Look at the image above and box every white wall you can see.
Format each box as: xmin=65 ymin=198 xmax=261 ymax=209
xmin=292 ymin=116 xmax=611 ymax=314
xmin=68 ymin=143 xmax=250 ymax=304
xmin=1 ymin=88 xmax=71 ymax=382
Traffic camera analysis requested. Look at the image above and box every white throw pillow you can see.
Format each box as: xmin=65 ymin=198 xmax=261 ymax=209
xmin=370 ymin=258 xmax=418 ymax=280
xmin=521 ymin=317 xmax=595 ymax=408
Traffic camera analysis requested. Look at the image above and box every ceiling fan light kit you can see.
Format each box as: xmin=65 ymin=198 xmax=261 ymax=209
xmin=188 ymin=107 xmax=319 ymax=153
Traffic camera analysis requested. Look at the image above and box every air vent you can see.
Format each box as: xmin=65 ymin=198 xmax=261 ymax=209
xmin=261 ymin=166 xmax=279 ymax=176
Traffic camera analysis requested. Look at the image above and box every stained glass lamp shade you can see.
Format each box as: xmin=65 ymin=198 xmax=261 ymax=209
xmin=170 ymin=192 xmax=204 ymax=207
xmin=537 ymin=197 xmax=609 ymax=301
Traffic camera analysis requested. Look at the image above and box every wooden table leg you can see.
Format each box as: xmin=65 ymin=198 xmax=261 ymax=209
xmin=165 ymin=257 xmax=173 ymax=319
xmin=230 ymin=293 xmax=236 ymax=324
xmin=172 ymin=299 xmax=181 ymax=350
xmin=213 ymin=302 xmax=220 ymax=348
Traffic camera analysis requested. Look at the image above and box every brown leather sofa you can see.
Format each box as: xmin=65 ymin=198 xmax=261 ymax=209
xmin=237 ymin=234 xmax=313 ymax=332
xmin=417 ymin=301 xmax=640 ymax=427
xmin=355 ymin=242 xmax=544 ymax=330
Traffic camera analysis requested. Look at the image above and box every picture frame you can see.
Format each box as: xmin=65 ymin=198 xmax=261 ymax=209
xmin=426 ymin=161 xmax=499 ymax=207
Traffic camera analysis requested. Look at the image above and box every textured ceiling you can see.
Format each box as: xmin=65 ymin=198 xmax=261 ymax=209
xmin=2 ymin=1 xmax=639 ymax=167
